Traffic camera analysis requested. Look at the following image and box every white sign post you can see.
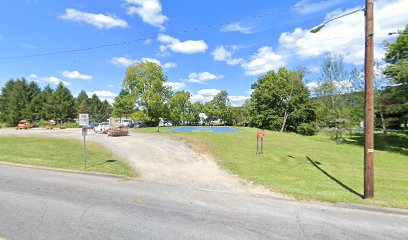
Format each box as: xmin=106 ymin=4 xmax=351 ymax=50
xmin=79 ymin=114 xmax=89 ymax=126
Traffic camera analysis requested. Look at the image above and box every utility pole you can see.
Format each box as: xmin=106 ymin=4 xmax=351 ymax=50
xmin=364 ymin=0 xmax=374 ymax=199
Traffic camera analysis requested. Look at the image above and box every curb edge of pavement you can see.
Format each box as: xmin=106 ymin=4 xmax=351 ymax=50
xmin=0 ymin=161 xmax=130 ymax=179
xmin=335 ymin=202 xmax=408 ymax=216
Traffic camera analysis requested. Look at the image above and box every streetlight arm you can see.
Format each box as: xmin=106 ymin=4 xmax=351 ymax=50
xmin=310 ymin=8 xmax=365 ymax=33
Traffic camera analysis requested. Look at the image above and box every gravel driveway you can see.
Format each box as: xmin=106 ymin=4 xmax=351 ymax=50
xmin=0 ymin=128 xmax=276 ymax=195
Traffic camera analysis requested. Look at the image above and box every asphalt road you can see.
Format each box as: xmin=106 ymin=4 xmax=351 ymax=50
xmin=1 ymin=165 xmax=407 ymax=240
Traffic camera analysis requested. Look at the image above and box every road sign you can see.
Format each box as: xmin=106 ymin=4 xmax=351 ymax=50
xmin=82 ymin=127 xmax=88 ymax=136
xmin=257 ymin=130 xmax=265 ymax=139
xmin=79 ymin=114 xmax=89 ymax=126
xmin=256 ymin=130 xmax=265 ymax=155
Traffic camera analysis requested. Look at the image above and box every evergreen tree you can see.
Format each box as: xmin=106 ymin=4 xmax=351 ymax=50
xmin=53 ymin=82 xmax=75 ymax=124
xmin=112 ymin=90 xmax=135 ymax=119
xmin=0 ymin=78 xmax=30 ymax=125
xmin=42 ymin=85 xmax=55 ymax=120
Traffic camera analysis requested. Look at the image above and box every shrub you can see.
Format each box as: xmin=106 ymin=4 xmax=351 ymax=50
xmin=297 ymin=123 xmax=318 ymax=136
xmin=64 ymin=122 xmax=80 ymax=128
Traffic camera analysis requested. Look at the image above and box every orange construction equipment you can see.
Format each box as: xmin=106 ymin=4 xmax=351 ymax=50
xmin=16 ymin=120 xmax=33 ymax=130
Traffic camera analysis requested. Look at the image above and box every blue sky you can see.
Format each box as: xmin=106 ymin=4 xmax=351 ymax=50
xmin=0 ymin=0 xmax=406 ymax=105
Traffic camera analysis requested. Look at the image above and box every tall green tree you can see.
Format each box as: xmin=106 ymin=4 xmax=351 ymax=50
xmin=210 ymin=90 xmax=231 ymax=125
xmin=75 ymin=90 xmax=90 ymax=114
xmin=0 ymin=78 xmax=31 ymax=125
xmin=312 ymin=54 xmax=362 ymax=127
xmin=169 ymin=90 xmax=191 ymax=125
xmin=383 ymin=25 xmax=408 ymax=128
xmin=53 ymin=82 xmax=75 ymax=124
xmin=23 ymin=81 xmax=41 ymax=121
xmin=41 ymin=85 xmax=56 ymax=120
xmin=249 ymin=68 xmax=315 ymax=131
xmin=112 ymin=90 xmax=135 ymax=119
xmin=122 ymin=61 xmax=171 ymax=125
xmin=186 ymin=102 xmax=204 ymax=125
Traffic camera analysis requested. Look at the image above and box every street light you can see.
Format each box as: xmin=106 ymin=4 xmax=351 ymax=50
xmin=310 ymin=1 xmax=375 ymax=199
xmin=310 ymin=8 xmax=365 ymax=33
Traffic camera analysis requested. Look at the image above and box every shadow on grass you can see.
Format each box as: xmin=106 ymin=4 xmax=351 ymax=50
xmin=306 ymin=157 xmax=364 ymax=199
xmin=89 ymin=159 xmax=118 ymax=168
xmin=344 ymin=132 xmax=408 ymax=156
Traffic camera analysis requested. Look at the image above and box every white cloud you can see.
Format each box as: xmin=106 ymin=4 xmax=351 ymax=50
xmin=107 ymin=84 xmax=114 ymax=88
xmin=162 ymin=62 xmax=177 ymax=69
xmin=220 ymin=23 xmax=254 ymax=34
xmin=61 ymin=70 xmax=92 ymax=80
xmin=157 ymin=34 xmax=208 ymax=54
xmin=124 ymin=0 xmax=168 ymax=29
xmin=211 ymin=45 xmax=244 ymax=66
xmin=164 ymin=82 xmax=186 ymax=90
xmin=241 ymin=46 xmax=285 ymax=76
xmin=190 ymin=89 xmax=221 ymax=103
xmin=110 ymin=56 xmax=137 ymax=67
xmin=29 ymin=74 xmax=71 ymax=86
xmin=292 ymin=0 xmax=344 ymax=14
xmin=144 ymin=38 xmax=152 ymax=45
xmin=141 ymin=57 xmax=161 ymax=65
xmin=110 ymin=56 xmax=176 ymax=70
xmin=183 ymin=72 xmax=224 ymax=84
xmin=87 ymin=90 xmax=117 ymax=104
xmin=60 ymin=8 xmax=128 ymax=29
xmin=280 ymin=0 xmax=408 ymax=65
xmin=228 ymin=95 xmax=249 ymax=106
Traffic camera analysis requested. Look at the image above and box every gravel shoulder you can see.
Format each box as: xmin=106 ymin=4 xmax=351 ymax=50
xmin=0 ymin=128 xmax=279 ymax=195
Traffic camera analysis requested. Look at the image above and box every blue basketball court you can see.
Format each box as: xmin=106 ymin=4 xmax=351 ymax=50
xmin=167 ymin=126 xmax=240 ymax=133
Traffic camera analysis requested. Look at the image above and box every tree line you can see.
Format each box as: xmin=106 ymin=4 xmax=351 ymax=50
xmin=1 ymin=26 xmax=406 ymax=133
xmin=0 ymin=80 xmax=111 ymax=126
xmin=111 ymin=62 xmax=247 ymax=126
xmin=112 ymin=26 xmax=407 ymax=134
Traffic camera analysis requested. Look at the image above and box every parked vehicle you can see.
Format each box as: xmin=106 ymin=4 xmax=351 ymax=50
xmin=120 ymin=119 xmax=133 ymax=127
xmin=133 ymin=122 xmax=146 ymax=128
xmin=94 ymin=122 xmax=112 ymax=134
xmin=89 ymin=121 xmax=99 ymax=129
xmin=16 ymin=120 xmax=33 ymax=130
xmin=107 ymin=125 xmax=129 ymax=137
xmin=45 ymin=120 xmax=56 ymax=130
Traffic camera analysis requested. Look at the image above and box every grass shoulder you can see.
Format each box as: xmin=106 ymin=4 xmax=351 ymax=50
xmin=0 ymin=136 xmax=135 ymax=177
xmin=132 ymin=126 xmax=408 ymax=209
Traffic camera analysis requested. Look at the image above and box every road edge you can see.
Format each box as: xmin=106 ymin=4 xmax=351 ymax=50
xmin=0 ymin=161 xmax=130 ymax=179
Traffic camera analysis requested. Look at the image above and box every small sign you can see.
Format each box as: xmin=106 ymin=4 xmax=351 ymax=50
xmin=257 ymin=130 xmax=265 ymax=139
xmin=82 ymin=127 xmax=88 ymax=136
xmin=79 ymin=114 xmax=89 ymax=126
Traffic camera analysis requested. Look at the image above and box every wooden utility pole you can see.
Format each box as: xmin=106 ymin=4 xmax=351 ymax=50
xmin=364 ymin=0 xmax=374 ymax=199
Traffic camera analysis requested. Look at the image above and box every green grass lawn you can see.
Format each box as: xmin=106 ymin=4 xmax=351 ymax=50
xmin=132 ymin=127 xmax=408 ymax=209
xmin=0 ymin=136 xmax=135 ymax=177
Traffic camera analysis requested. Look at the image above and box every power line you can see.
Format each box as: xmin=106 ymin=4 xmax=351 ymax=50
xmin=0 ymin=0 xmax=403 ymax=60
xmin=0 ymin=0 xmax=337 ymax=60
